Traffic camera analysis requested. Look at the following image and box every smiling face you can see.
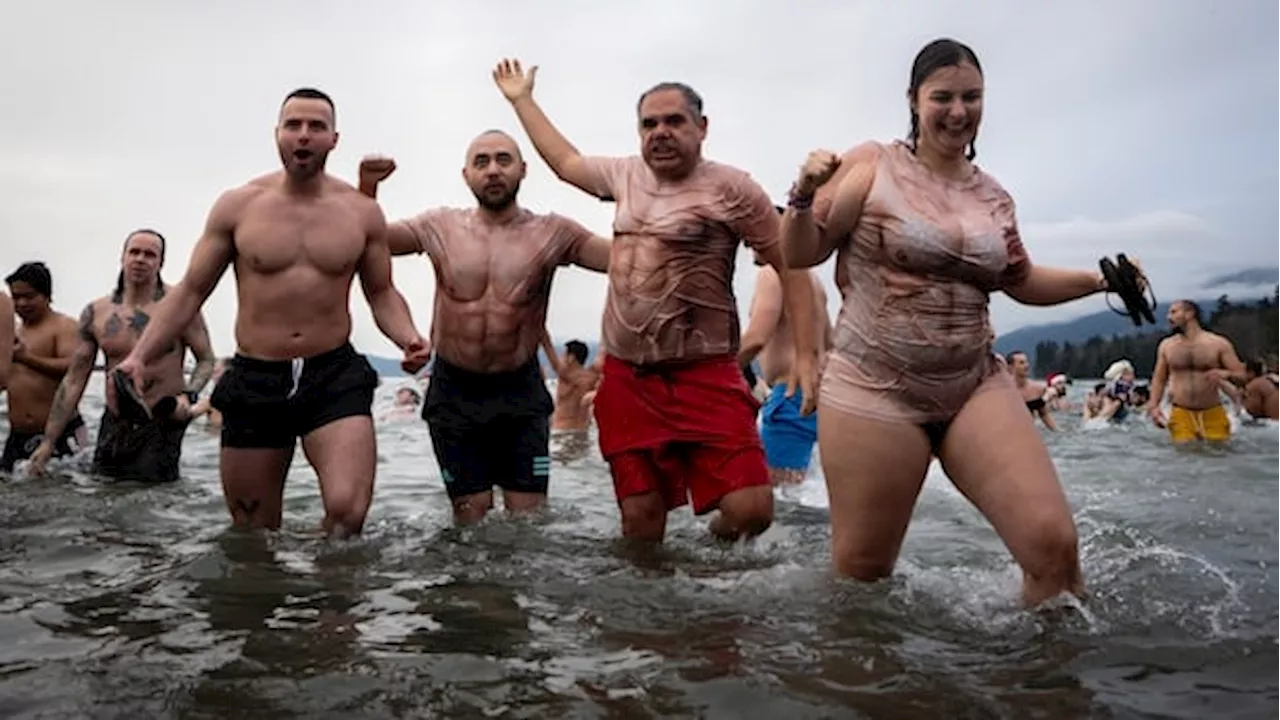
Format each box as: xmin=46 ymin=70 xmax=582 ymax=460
xmin=911 ymin=61 xmax=984 ymax=161
xmin=276 ymin=96 xmax=338 ymax=180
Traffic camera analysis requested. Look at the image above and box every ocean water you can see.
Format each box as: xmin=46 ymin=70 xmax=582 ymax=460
xmin=0 ymin=374 xmax=1275 ymax=719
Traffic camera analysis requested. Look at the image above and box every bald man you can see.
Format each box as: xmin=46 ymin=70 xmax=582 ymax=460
xmin=358 ymin=130 xmax=612 ymax=524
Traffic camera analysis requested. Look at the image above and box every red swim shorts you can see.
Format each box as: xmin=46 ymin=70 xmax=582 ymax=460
xmin=593 ymin=354 xmax=769 ymax=515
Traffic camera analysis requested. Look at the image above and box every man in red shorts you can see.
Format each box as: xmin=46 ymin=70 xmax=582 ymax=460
xmin=494 ymin=58 xmax=819 ymax=543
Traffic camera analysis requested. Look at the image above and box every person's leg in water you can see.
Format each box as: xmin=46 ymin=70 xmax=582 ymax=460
xmin=819 ymin=401 xmax=934 ymax=580
xmin=302 ymin=415 xmax=376 ymax=538
xmin=935 ymin=376 xmax=1084 ymax=607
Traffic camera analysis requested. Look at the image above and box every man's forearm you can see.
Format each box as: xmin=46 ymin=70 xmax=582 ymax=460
xmin=17 ymin=353 xmax=71 ymax=380
xmin=186 ymin=356 xmax=216 ymax=395
xmin=509 ymin=96 xmax=580 ymax=179
xmin=369 ymin=289 xmax=419 ymax=349
xmin=781 ymin=208 xmax=826 ymax=270
xmin=44 ymin=370 xmax=90 ymax=440
xmin=780 ymin=273 xmax=819 ymax=360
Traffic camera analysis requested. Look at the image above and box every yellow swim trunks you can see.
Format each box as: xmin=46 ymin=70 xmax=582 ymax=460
xmin=1167 ymin=404 xmax=1232 ymax=443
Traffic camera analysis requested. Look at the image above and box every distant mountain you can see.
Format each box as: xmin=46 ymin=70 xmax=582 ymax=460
xmin=1201 ymin=266 xmax=1278 ymax=289
xmin=993 ymin=302 xmax=1196 ymax=362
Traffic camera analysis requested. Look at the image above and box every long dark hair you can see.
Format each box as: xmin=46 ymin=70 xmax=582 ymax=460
xmin=907 ymin=38 xmax=983 ymax=161
xmin=113 ymin=229 xmax=167 ymax=303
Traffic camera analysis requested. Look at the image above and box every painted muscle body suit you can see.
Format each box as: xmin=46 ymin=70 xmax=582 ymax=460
xmin=782 ymin=38 xmax=1125 ymax=606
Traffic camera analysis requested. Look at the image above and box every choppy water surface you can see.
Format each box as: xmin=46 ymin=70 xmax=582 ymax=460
xmin=0 ymin=375 xmax=1275 ymax=719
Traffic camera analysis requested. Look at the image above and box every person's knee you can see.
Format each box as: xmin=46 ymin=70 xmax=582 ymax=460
xmin=1023 ymin=515 xmax=1080 ymax=582
xmin=717 ymin=485 xmax=774 ymax=537
xmin=831 ymin=534 xmax=895 ymax=581
xmin=451 ymin=491 xmax=494 ymax=524
xmin=619 ymin=494 xmax=666 ymax=541
xmin=323 ymin=484 xmax=373 ymax=535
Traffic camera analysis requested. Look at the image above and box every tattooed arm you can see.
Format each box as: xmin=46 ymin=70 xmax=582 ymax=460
xmin=42 ymin=303 xmax=99 ymax=441
xmin=180 ymin=311 xmax=217 ymax=395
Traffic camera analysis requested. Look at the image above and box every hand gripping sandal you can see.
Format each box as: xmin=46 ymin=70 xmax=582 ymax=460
xmin=1098 ymin=253 xmax=1157 ymax=327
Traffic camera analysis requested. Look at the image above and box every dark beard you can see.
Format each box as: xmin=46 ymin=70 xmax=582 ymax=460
xmin=1171 ymin=325 xmax=1186 ymax=335
xmin=473 ymin=181 xmax=520 ymax=212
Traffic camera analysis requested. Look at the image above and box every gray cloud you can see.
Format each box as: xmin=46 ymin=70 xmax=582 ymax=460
xmin=2 ymin=1 xmax=1275 ymax=357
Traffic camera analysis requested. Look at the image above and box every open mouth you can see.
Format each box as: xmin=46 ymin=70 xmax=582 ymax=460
xmin=293 ymin=149 xmax=315 ymax=161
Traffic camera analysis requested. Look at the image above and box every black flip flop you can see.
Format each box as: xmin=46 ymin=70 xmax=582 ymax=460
xmin=1098 ymin=254 xmax=1157 ymax=327
xmin=113 ymin=368 xmax=153 ymax=421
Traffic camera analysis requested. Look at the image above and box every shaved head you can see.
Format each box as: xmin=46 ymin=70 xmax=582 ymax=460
xmin=465 ymin=129 xmax=522 ymax=162
xmin=462 ymin=128 xmax=527 ymax=212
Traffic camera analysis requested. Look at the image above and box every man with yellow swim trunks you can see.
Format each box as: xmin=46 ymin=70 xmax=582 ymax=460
xmin=1147 ymin=300 xmax=1246 ymax=443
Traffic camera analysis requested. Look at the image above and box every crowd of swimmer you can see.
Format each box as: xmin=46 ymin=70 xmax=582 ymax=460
xmin=1006 ymin=339 xmax=1278 ymax=436
xmin=3 ymin=37 xmax=1276 ymax=611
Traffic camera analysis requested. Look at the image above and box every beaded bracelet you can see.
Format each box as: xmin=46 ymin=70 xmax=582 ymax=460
xmin=787 ymin=183 xmax=814 ymax=211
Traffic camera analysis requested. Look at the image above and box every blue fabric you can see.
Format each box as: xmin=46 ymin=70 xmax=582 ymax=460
xmin=760 ymin=383 xmax=818 ymax=471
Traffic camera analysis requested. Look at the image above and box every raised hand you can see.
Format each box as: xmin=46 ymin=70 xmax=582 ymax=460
xmin=796 ymin=150 xmax=841 ymax=196
xmin=493 ymin=58 xmax=538 ymax=102
xmin=359 ymin=155 xmax=397 ymax=187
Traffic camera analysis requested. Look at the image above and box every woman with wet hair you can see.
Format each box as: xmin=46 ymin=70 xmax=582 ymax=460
xmin=782 ymin=38 xmax=1124 ymax=606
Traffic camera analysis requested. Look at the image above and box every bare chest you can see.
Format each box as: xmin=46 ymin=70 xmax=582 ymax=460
xmin=1166 ymin=340 xmax=1219 ymax=372
xmin=437 ymin=232 xmax=560 ymax=303
xmin=235 ymin=198 xmax=367 ymax=277
xmin=96 ymin=304 xmax=166 ymax=359
xmin=15 ymin=324 xmax=57 ymax=357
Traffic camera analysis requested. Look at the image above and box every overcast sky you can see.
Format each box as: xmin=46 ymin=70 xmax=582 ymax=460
xmin=2 ymin=1 xmax=1276 ymax=359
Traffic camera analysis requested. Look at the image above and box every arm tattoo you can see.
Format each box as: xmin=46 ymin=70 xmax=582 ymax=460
xmin=182 ymin=316 xmax=217 ymax=395
xmin=46 ymin=330 xmax=98 ymax=436
xmin=186 ymin=357 xmax=216 ymax=395
xmin=78 ymin=303 xmax=96 ymax=341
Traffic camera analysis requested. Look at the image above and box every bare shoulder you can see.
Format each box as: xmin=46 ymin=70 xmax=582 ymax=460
xmin=328 ymin=176 xmax=384 ymax=224
xmin=843 ymin=140 xmax=886 ymax=166
xmin=54 ymin=311 xmax=80 ymax=332
xmin=543 ymin=210 xmax=591 ymax=234
xmin=1208 ymin=331 xmax=1233 ymax=348
xmin=212 ymin=178 xmax=272 ymax=224
xmin=1155 ymin=335 xmax=1176 ymax=354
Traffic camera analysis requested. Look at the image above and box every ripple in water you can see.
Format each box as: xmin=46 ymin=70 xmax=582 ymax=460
xmin=0 ymin=375 xmax=1275 ymax=718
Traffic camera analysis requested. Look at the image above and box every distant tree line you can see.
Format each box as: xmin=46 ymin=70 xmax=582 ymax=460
xmin=1032 ymin=289 xmax=1279 ymax=378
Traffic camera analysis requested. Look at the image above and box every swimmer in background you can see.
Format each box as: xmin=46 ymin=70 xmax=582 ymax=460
xmin=738 ymin=246 xmax=832 ymax=484
xmin=30 ymin=231 xmax=218 ymax=482
xmin=1101 ymin=359 xmax=1138 ymax=422
xmin=1128 ymin=385 xmax=1152 ymax=414
xmin=549 ymin=339 xmax=600 ymax=461
xmin=2 ymin=262 xmax=86 ymax=472
xmin=1043 ymin=373 xmax=1072 ymax=412
xmin=1007 ymin=351 xmax=1058 ymax=431
xmin=1081 ymin=382 xmax=1108 ymax=421
xmin=377 ymin=386 xmax=422 ymax=423
xmin=1239 ymin=358 xmax=1278 ymax=421
xmin=1148 ymin=300 xmax=1246 ymax=444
